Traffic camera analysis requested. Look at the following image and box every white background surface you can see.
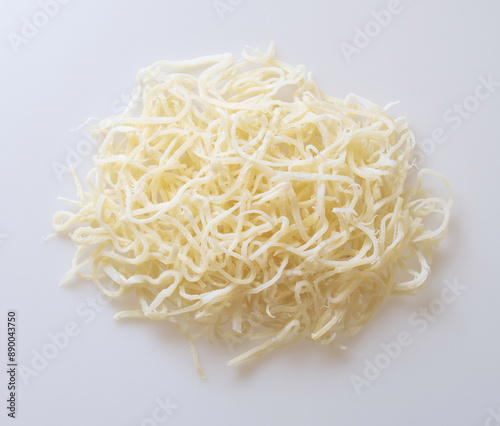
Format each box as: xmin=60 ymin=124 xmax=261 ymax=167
xmin=1 ymin=1 xmax=500 ymax=425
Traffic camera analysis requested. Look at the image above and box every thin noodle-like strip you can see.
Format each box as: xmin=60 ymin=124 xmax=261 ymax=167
xmin=54 ymin=44 xmax=453 ymax=374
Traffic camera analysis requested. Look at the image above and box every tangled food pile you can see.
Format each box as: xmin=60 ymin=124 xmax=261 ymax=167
xmin=53 ymin=44 xmax=452 ymax=375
